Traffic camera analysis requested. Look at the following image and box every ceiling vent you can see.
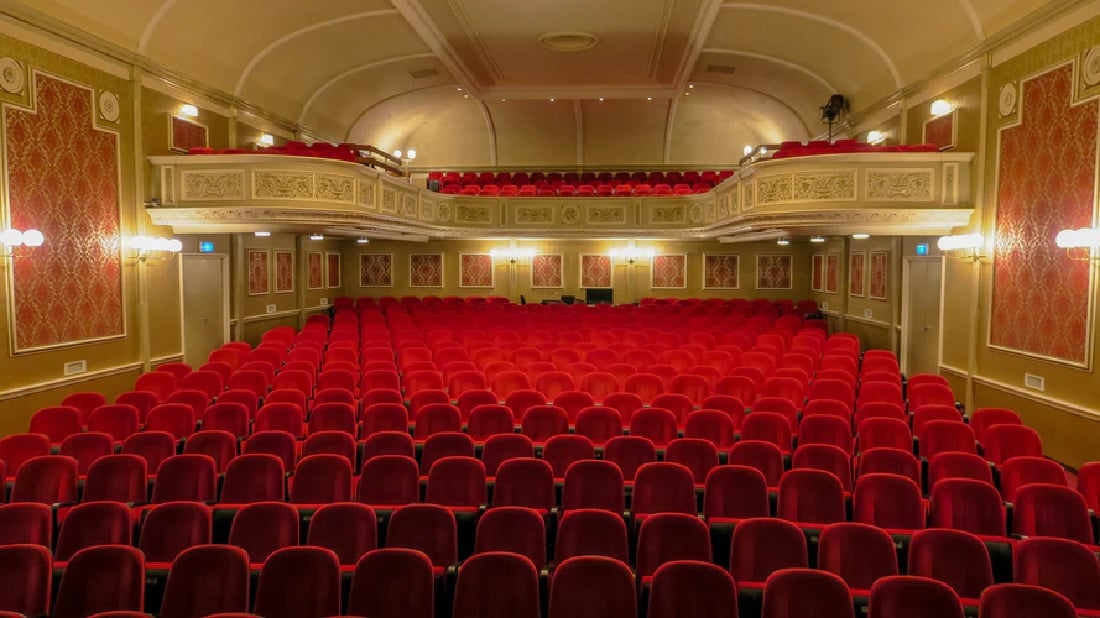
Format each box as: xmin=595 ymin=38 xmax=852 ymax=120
xmin=705 ymin=64 xmax=736 ymax=75
xmin=410 ymin=68 xmax=439 ymax=79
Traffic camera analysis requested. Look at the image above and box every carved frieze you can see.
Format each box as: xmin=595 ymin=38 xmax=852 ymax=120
xmin=181 ymin=170 xmax=245 ymax=201
xmin=437 ymin=202 xmax=452 ymax=222
xmin=253 ymin=171 xmax=313 ymax=199
xmin=792 ymin=171 xmax=856 ymax=201
xmin=717 ymin=194 xmax=730 ymax=218
xmin=865 ymin=169 xmax=934 ymax=201
xmin=315 ymin=174 xmax=355 ymax=203
xmin=161 ymin=166 xmax=175 ymax=205
xmin=561 ymin=204 xmax=581 ymax=225
xmin=743 ymin=182 xmax=755 ymax=210
xmin=756 ymin=175 xmax=793 ymax=204
xmin=456 ymin=204 xmax=491 ymax=223
xmin=588 ymin=206 xmax=627 ymax=224
xmin=689 ymin=203 xmax=704 ymax=224
xmin=943 ymin=164 xmax=958 ymax=206
xmin=381 ymin=189 xmax=397 ymax=213
xmin=650 ymin=205 xmax=685 ymax=224
xmin=358 ymin=180 xmax=376 ymax=209
xmin=420 ymin=200 xmax=437 ymax=221
xmin=402 ymin=195 xmax=417 ymax=217
xmin=516 ymin=206 xmax=554 ymax=224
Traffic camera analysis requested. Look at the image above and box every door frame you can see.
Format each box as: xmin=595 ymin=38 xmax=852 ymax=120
xmin=181 ymin=252 xmax=230 ymax=366
xmin=900 ymin=256 xmax=945 ymax=376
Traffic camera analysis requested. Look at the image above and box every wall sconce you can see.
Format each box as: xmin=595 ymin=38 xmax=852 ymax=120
xmin=609 ymin=247 xmax=655 ymax=264
xmin=1055 ymin=227 xmax=1100 ymax=261
xmin=0 ymin=228 xmax=44 ymax=259
xmin=258 ymin=133 xmax=274 ymax=147
xmin=937 ymin=233 xmax=985 ymax=260
xmin=489 ymin=247 xmax=534 ymax=264
xmin=129 ymin=236 xmax=182 ymax=262
xmin=178 ymin=104 xmax=199 ymax=118
xmin=930 ymin=99 xmax=955 ymax=117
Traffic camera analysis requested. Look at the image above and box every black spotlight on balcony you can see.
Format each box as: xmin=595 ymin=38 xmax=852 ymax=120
xmin=820 ymin=94 xmax=849 ymax=140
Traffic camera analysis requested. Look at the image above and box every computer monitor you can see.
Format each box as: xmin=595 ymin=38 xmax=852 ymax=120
xmin=584 ymin=288 xmax=613 ymax=305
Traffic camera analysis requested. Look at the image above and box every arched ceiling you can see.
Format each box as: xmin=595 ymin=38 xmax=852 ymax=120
xmin=19 ymin=0 xmax=1055 ymax=163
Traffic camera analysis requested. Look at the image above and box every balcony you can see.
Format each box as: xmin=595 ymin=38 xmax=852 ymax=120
xmin=147 ymin=150 xmax=975 ymax=239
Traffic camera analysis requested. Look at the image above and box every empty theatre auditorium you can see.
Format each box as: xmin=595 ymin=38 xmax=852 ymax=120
xmin=2 ymin=1 xmax=1100 ymax=618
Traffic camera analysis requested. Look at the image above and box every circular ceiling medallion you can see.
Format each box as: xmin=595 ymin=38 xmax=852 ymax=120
xmin=99 ymin=91 xmax=120 ymax=122
xmin=1084 ymin=46 xmax=1100 ymax=86
xmin=0 ymin=57 xmax=25 ymax=95
xmin=998 ymin=83 xmax=1017 ymax=117
xmin=538 ymin=32 xmax=599 ymax=52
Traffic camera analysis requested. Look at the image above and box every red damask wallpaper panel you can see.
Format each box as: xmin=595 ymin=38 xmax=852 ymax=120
xmin=531 ymin=254 xmax=563 ymax=288
xmin=460 ymin=254 xmax=494 ymax=288
xmin=168 ymin=114 xmax=208 ymax=152
xmin=359 ymin=254 xmax=393 ymax=287
xmin=923 ymin=111 xmax=956 ymax=151
xmin=326 ymin=253 xmax=341 ymax=288
xmin=651 ymin=254 xmax=687 ymax=289
xmin=306 ymin=252 xmax=323 ymax=290
xmin=4 ymin=72 xmax=125 ymax=351
xmin=825 ymin=254 xmax=839 ymax=293
xmin=811 ymin=254 xmax=824 ymax=292
xmin=849 ymin=253 xmax=866 ymax=297
xmin=703 ymin=254 xmax=739 ymax=289
xmin=869 ymin=251 xmax=888 ymax=300
xmin=247 ymin=249 xmax=269 ymax=295
xmin=990 ymin=63 xmax=1096 ymax=365
xmin=580 ymin=254 xmax=612 ymax=288
xmin=756 ymin=255 xmax=793 ymax=290
xmin=274 ymin=251 xmax=294 ymax=294
xmin=410 ymin=253 xmax=444 ymax=288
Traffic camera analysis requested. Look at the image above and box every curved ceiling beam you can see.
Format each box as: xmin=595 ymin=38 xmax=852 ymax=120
xmin=342 ymin=83 xmax=462 ymax=142
xmin=956 ymin=0 xmax=986 ymax=40
xmin=693 ymin=81 xmax=815 ymax=137
xmin=720 ymin=2 xmax=902 ymax=88
xmin=700 ymin=48 xmax=838 ymax=93
xmin=298 ymin=52 xmax=438 ymax=125
xmin=138 ymin=0 xmax=182 ymax=53
xmin=477 ymin=101 xmax=498 ymax=166
xmin=233 ymin=10 xmax=400 ymax=96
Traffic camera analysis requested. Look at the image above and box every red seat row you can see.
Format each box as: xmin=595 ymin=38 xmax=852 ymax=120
xmin=439 ymin=182 xmax=714 ymax=197
xmin=770 ymin=140 xmax=941 ymax=159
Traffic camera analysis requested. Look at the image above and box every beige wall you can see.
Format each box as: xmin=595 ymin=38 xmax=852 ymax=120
xmin=342 ymin=239 xmax=813 ymax=305
xmin=932 ymin=16 xmax=1100 ymax=468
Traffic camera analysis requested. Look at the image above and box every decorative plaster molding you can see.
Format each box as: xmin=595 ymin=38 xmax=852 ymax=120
xmin=0 ymin=57 xmax=26 ymax=94
xmin=181 ymin=170 xmax=245 ymax=201
xmin=865 ymin=169 xmax=934 ymax=201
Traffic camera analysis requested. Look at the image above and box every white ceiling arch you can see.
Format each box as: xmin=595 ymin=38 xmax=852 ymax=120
xmin=297 ymin=52 xmax=438 ymax=125
xmin=720 ymin=2 xmax=903 ymax=89
xmin=233 ymin=9 xmax=400 ymax=96
xmin=699 ymin=48 xmax=838 ymax=93
xmin=137 ymin=0 xmax=181 ymax=53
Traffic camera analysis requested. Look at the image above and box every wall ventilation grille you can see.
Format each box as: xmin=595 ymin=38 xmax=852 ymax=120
xmin=705 ymin=64 xmax=736 ymax=75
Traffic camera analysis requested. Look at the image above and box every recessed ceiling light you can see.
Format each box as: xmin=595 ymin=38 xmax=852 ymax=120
xmin=457 ymin=87 xmax=463 ymax=92
xmin=852 ymin=233 xmax=870 ymax=240
xmin=688 ymin=84 xmax=695 ymax=89
xmin=684 ymin=92 xmax=690 ymax=96
xmin=463 ymin=94 xmax=469 ymax=99
xmin=310 ymin=234 xmax=324 ymax=241
xmin=357 ymin=238 xmax=370 ymax=244
xmin=500 ymin=99 xmax=506 ymax=102
xmin=549 ymin=98 xmax=555 ymax=102
xmin=810 ymin=236 xmax=826 ymax=243
xmin=254 ymin=231 xmax=270 ymax=237
xmin=598 ymin=97 xmax=604 ymax=101
xmin=647 ymin=97 xmax=653 ymax=101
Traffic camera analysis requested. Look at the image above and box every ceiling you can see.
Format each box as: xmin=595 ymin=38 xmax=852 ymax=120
xmin=14 ymin=0 xmax=1054 ymax=165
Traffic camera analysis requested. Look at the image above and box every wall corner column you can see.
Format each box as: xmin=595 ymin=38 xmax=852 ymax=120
xmin=130 ymin=66 xmax=152 ymax=372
